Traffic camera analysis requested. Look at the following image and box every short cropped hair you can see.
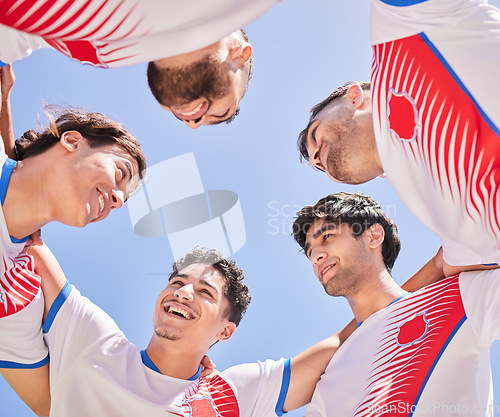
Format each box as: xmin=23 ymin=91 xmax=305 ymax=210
xmin=297 ymin=82 xmax=371 ymax=165
xmin=16 ymin=106 xmax=146 ymax=178
xmin=168 ymin=248 xmax=251 ymax=326
xmin=292 ymin=192 xmax=400 ymax=272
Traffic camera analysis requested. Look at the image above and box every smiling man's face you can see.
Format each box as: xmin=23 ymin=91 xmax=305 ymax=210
xmin=304 ymin=220 xmax=371 ymax=297
xmin=147 ymin=30 xmax=253 ymax=129
xmin=152 ymin=263 xmax=234 ymax=348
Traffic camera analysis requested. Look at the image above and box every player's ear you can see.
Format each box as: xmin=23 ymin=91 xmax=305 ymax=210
xmin=217 ymin=321 xmax=236 ymax=342
xmin=60 ymin=131 xmax=84 ymax=153
xmin=366 ymin=223 xmax=385 ymax=250
xmin=346 ymin=83 xmax=365 ymax=109
xmin=228 ymin=42 xmax=252 ymax=66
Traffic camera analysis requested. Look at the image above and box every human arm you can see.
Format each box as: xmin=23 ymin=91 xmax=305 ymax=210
xmin=0 ymin=251 xmax=51 ymax=415
xmin=0 ymin=64 xmax=16 ymax=159
xmin=400 ymin=247 xmax=445 ymax=292
xmin=0 ymin=366 xmax=50 ymax=416
xmin=283 ymin=319 xmax=357 ymax=412
xmin=29 ymin=244 xmax=67 ymax=319
xmin=399 ymin=246 xmax=499 ymax=292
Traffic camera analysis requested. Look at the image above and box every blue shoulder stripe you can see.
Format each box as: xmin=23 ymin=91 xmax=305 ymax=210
xmin=419 ymin=32 xmax=500 ymax=136
xmin=275 ymin=358 xmax=291 ymax=416
xmin=379 ymin=0 xmax=428 ymax=5
xmin=43 ymin=281 xmax=73 ymax=333
xmin=0 ymin=354 xmax=49 ymax=369
xmin=409 ymin=314 xmax=467 ymax=416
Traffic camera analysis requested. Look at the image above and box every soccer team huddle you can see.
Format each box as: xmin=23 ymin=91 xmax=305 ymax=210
xmin=1 ymin=0 xmax=500 ymax=416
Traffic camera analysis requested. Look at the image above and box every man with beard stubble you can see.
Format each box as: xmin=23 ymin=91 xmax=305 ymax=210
xmin=296 ymin=0 xmax=500 ymax=270
xmin=293 ymin=192 xmax=500 ymax=417
xmin=0 ymin=0 xmax=281 ymax=128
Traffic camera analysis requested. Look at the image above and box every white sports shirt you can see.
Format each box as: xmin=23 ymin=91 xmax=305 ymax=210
xmin=371 ymin=0 xmax=500 ymax=266
xmin=0 ymin=0 xmax=281 ymax=68
xmin=306 ymin=270 xmax=500 ymax=417
xmin=43 ymin=283 xmax=291 ymax=417
xmin=0 ymin=154 xmax=48 ymax=368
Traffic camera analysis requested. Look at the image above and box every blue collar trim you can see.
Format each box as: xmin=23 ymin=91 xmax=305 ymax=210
xmin=140 ymin=350 xmax=202 ymax=380
xmin=1 ymin=158 xmax=16 ymax=205
xmin=0 ymin=158 xmax=29 ymax=243
xmin=357 ymin=293 xmax=409 ymax=328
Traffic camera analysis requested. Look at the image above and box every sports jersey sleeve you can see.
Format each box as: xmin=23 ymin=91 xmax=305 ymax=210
xmin=438 ymin=234 xmax=495 ymax=267
xmin=0 ymin=23 xmax=45 ymax=65
xmin=220 ymin=358 xmax=291 ymax=417
xmin=0 ymin=253 xmax=48 ymax=368
xmin=459 ymin=269 xmax=500 ymax=346
xmin=43 ymin=283 xmax=123 ymax=383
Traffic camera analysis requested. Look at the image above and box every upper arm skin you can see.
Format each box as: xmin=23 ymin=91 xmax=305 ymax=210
xmin=283 ymin=319 xmax=357 ymax=412
xmin=0 ymin=365 xmax=50 ymax=416
xmin=401 ymin=247 xmax=499 ymax=292
xmin=0 ymin=64 xmax=15 ymax=159
xmin=28 ymin=244 xmax=68 ymax=321
xmin=401 ymin=247 xmax=445 ymax=292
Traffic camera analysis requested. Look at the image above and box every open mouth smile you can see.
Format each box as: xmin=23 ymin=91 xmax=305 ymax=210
xmin=320 ymin=263 xmax=337 ymax=281
xmin=172 ymin=102 xmax=208 ymax=121
xmin=164 ymin=304 xmax=195 ymax=320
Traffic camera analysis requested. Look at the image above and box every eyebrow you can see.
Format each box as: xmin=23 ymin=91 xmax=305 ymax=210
xmin=304 ymin=222 xmax=339 ymax=256
xmin=169 ymin=274 xmax=220 ymax=295
xmin=199 ymin=279 xmax=220 ymax=295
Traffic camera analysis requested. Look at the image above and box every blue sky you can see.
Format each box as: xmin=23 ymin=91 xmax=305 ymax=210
xmin=3 ymin=0 xmax=500 ymax=415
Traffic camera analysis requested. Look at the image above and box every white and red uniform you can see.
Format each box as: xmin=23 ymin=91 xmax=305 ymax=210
xmin=43 ymin=282 xmax=291 ymax=417
xmin=306 ymin=269 xmax=500 ymax=417
xmin=0 ymin=154 xmax=47 ymax=368
xmin=0 ymin=0 xmax=280 ymax=68
xmin=371 ymin=0 xmax=500 ymax=266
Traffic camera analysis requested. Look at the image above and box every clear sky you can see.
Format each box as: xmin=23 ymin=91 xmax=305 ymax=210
xmin=3 ymin=0 xmax=500 ymax=416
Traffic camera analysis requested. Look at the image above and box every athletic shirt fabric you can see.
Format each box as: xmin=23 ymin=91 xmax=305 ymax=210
xmin=0 ymin=0 xmax=281 ymax=67
xmin=0 ymin=154 xmax=48 ymax=367
xmin=43 ymin=283 xmax=291 ymax=416
xmin=306 ymin=270 xmax=500 ymax=416
xmin=370 ymin=0 xmax=500 ymax=266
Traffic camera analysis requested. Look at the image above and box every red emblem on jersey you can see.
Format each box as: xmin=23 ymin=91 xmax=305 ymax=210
xmin=185 ymin=396 xmax=220 ymax=417
xmin=396 ymin=311 xmax=429 ymax=346
xmin=387 ymin=89 xmax=419 ymax=142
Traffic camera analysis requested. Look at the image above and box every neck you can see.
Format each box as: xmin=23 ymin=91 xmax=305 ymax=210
xmin=347 ymin=269 xmax=407 ymax=323
xmin=145 ymin=334 xmax=206 ymax=380
xmin=2 ymin=158 xmax=53 ymax=239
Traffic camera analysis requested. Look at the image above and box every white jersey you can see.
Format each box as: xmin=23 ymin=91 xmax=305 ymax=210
xmin=0 ymin=154 xmax=47 ymax=368
xmin=370 ymin=0 xmax=500 ymax=266
xmin=306 ymin=270 xmax=500 ymax=417
xmin=43 ymin=283 xmax=291 ymax=417
xmin=0 ymin=0 xmax=281 ymax=68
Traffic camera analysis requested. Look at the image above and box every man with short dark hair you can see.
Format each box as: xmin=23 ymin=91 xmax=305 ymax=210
xmin=293 ymin=192 xmax=500 ymax=417
xmin=297 ymin=0 xmax=500 ymax=269
xmin=0 ymin=0 xmax=280 ymax=128
xmin=29 ymin=245 xmax=344 ymax=416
